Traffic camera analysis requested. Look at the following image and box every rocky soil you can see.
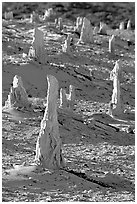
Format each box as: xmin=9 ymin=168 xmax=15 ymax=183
xmin=2 ymin=2 xmax=135 ymax=202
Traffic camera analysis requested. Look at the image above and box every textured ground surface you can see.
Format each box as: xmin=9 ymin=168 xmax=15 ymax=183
xmin=2 ymin=2 xmax=135 ymax=202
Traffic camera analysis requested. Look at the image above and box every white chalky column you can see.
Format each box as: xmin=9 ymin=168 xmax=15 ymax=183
xmin=93 ymin=26 xmax=99 ymax=35
xmin=43 ymin=8 xmax=53 ymax=20
xmin=59 ymin=88 xmax=68 ymax=108
xmin=30 ymin=11 xmax=40 ymax=23
xmin=109 ymin=35 xmax=115 ymax=53
xmin=4 ymin=11 xmax=13 ymax=20
xmin=35 ymin=75 xmax=65 ymax=169
xmin=4 ymin=75 xmax=31 ymax=110
xmin=127 ymin=20 xmax=131 ymax=30
xmin=54 ymin=18 xmax=58 ymax=26
xmin=68 ymin=85 xmax=75 ymax=105
xmin=98 ymin=22 xmax=108 ymax=35
xmin=109 ymin=61 xmax=123 ymax=116
xmin=62 ymin=34 xmax=73 ymax=55
xmin=119 ymin=22 xmax=124 ymax=30
xmin=58 ymin=18 xmax=63 ymax=30
xmin=75 ymin=17 xmax=83 ymax=33
xmin=59 ymin=85 xmax=75 ymax=109
xmin=31 ymin=27 xmax=46 ymax=64
xmin=78 ymin=17 xmax=93 ymax=44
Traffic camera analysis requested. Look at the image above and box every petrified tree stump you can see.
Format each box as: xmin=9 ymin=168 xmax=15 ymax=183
xmin=109 ymin=61 xmax=123 ymax=116
xmin=59 ymin=85 xmax=75 ymax=109
xmin=35 ymin=75 xmax=65 ymax=169
xmin=78 ymin=17 xmax=93 ymax=44
xmin=109 ymin=35 xmax=115 ymax=53
xmin=4 ymin=75 xmax=31 ymax=110
xmin=29 ymin=27 xmax=46 ymax=64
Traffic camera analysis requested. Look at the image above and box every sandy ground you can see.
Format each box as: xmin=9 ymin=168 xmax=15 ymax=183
xmin=2 ymin=6 xmax=135 ymax=202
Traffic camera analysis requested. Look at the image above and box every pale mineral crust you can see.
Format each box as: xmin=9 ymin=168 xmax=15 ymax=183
xmin=35 ymin=75 xmax=65 ymax=169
